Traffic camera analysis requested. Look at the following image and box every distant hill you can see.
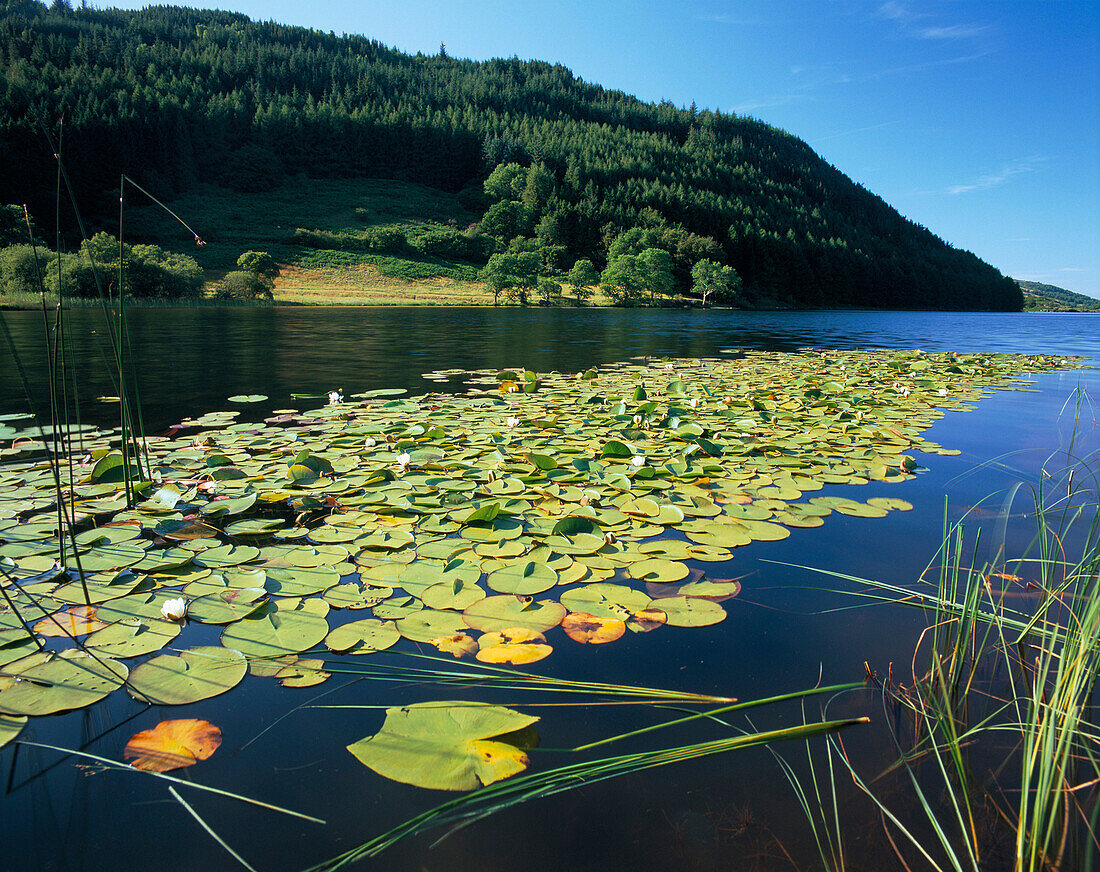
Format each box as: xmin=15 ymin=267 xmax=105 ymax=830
xmin=1017 ymin=280 xmax=1100 ymax=312
xmin=0 ymin=2 xmax=1022 ymax=310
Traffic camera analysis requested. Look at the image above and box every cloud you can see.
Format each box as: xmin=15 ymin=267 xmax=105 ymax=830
xmin=810 ymin=120 xmax=904 ymax=144
xmin=917 ymin=24 xmax=990 ymax=40
xmin=876 ymin=2 xmax=913 ymax=23
xmin=695 ymin=13 xmax=765 ymax=26
xmin=860 ymin=50 xmax=993 ymax=83
xmin=946 ymin=157 xmax=1044 ymax=195
xmin=1057 ymin=267 xmax=1087 ymax=272
xmin=877 ymin=2 xmax=990 ymax=42
xmin=730 ymin=92 xmax=814 ymax=114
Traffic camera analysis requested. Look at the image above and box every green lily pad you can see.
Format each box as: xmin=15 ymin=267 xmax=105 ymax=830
xmin=323 ymin=581 xmax=391 ymax=610
xmin=627 ymin=558 xmax=690 ymax=584
xmin=543 ymin=532 xmax=606 ymax=555
xmin=0 ymin=713 xmax=26 ymax=748
xmin=740 ymin=519 xmax=792 ymax=541
xmin=264 ymin=565 xmax=341 ymax=597
xmin=683 ymin=523 xmax=752 ymax=549
xmin=187 ymin=585 xmax=268 ymax=624
xmin=656 ymin=596 xmax=727 ymax=627
xmin=132 ymin=546 xmax=196 ymax=573
xmin=347 ymin=701 xmax=539 ymax=790
xmin=463 ymin=595 xmax=566 ymax=634
xmin=226 ymin=518 xmax=286 ymax=537
xmin=372 ymin=595 xmax=423 ymax=620
xmin=486 ymin=561 xmax=558 ymax=595
xmin=52 ymin=571 xmax=143 ymax=605
xmin=559 ymin=583 xmax=654 ymax=620
xmin=127 ymin=646 xmax=247 ymax=705
xmin=673 ymin=580 xmax=742 ymax=600
xmin=75 ymin=541 xmax=148 ymax=573
xmin=220 ymin=600 xmax=330 ymax=659
xmin=867 ymin=497 xmax=914 ymax=511
xmin=421 ymin=579 xmax=486 ymax=611
xmin=459 ymin=517 xmax=524 ymax=543
xmin=83 ymin=617 xmax=182 ymax=658
xmin=396 ymin=609 xmax=468 ymax=643
xmin=96 ymin=590 xmax=189 ymax=622
xmin=325 ymin=618 xmax=400 ymax=653
xmin=194 ymin=544 xmax=261 ymax=568
xmin=0 ymin=651 xmax=128 ymax=716
xmin=810 ymin=496 xmax=889 ymax=518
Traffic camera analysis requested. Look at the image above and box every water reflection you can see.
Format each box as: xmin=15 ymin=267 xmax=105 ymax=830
xmin=2 ymin=308 xmax=1098 ymax=432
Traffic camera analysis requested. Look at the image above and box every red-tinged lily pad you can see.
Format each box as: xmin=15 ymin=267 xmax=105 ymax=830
xmin=432 ymin=634 xmax=479 ymax=659
xmin=124 ymin=718 xmax=222 ymax=772
xmin=561 ymin=612 xmax=626 ymax=645
xmin=33 ymin=606 xmax=110 ymax=638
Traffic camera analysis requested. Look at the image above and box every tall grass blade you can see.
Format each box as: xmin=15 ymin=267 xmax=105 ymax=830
xmin=169 ymin=786 xmax=260 ymax=872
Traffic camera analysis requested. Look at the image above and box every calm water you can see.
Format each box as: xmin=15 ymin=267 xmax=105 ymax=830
xmin=0 ymin=308 xmax=1097 ymax=872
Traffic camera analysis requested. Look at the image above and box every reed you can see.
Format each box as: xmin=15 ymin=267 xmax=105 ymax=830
xmin=783 ymin=392 xmax=1100 ymax=871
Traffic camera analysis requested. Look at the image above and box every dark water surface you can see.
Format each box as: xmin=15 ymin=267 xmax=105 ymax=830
xmin=0 ymin=308 xmax=1097 ymax=872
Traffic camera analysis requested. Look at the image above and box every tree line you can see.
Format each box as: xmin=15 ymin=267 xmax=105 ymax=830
xmin=0 ymin=1 xmax=1023 ymax=309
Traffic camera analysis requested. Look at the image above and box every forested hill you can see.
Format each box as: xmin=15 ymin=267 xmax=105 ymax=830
xmin=1017 ymin=280 xmax=1100 ymax=312
xmin=0 ymin=1 xmax=1022 ymax=310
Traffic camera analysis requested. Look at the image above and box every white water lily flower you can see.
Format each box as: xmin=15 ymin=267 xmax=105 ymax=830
xmin=665 ymin=363 xmax=674 ymax=371
xmin=363 ymin=436 xmax=376 ymax=447
xmin=632 ymin=414 xmax=643 ymax=426
xmin=506 ymin=416 xmax=520 ymax=428
xmin=396 ymin=452 xmax=411 ymax=469
xmin=631 ymin=454 xmax=645 ymax=467
xmin=938 ymin=388 xmax=948 ymax=396
xmin=161 ymin=597 xmax=187 ymax=622
xmin=328 ymin=390 xmax=343 ymax=405
xmin=689 ymin=398 xmax=699 ymax=409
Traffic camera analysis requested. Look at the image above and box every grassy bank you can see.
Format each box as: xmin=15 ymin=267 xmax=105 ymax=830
xmin=0 ymin=176 xmax=608 ymax=307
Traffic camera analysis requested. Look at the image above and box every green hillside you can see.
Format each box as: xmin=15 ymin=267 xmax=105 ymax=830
xmin=1016 ymin=280 xmax=1100 ymax=312
xmin=0 ymin=1 xmax=1022 ymax=309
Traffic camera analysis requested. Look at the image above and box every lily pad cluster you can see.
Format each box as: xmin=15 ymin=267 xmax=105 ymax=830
xmin=0 ymin=350 xmax=1084 ymax=745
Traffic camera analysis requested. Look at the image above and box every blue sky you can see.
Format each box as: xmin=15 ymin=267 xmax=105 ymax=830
xmin=102 ymin=0 xmax=1099 ymax=297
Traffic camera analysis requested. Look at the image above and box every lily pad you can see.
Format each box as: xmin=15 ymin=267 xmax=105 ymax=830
xmin=127 ymin=646 xmax=247 ymax=705
xmin=325 ymin=618 xmax=400 ymax=653
xmin=347 ymin=702 xmax=539 ymax=790
xmin=463 ymin=595 xmax=566 ymax=634
xmin=421 ymin=579 xmax=486 ymax=611
xmin=476 ymin=628 xmax=553 ymax=664
xmin=559 ymin=583 xmax=654 ymax=620
xmin=656 ymin=596 xmax=727 ymax=627
xmin=220 ymin=601 xmax=329 ymax=659
xmin=485 ymin=561 xmax=558 ymax=595
xmin=187 ymin=584 xmax=268 ymax=624
xmin=0 ymin=714 xmax=26 ymax=748
xmin=84 ymin=617 xmax=182 ymax=658
xmin=124 ymin=718 xmax=222 ymax=772
xmin=561 ymin=612 xmax=626 ymax=645
xmin=396 ymin=609 xmax=468 ymax=643
xmin=0 ymin=651 xmax=128 ymax=716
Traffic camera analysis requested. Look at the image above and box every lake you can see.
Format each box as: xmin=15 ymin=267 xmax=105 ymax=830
xmin=0 ymin=307 xmax=1097 ymax=872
